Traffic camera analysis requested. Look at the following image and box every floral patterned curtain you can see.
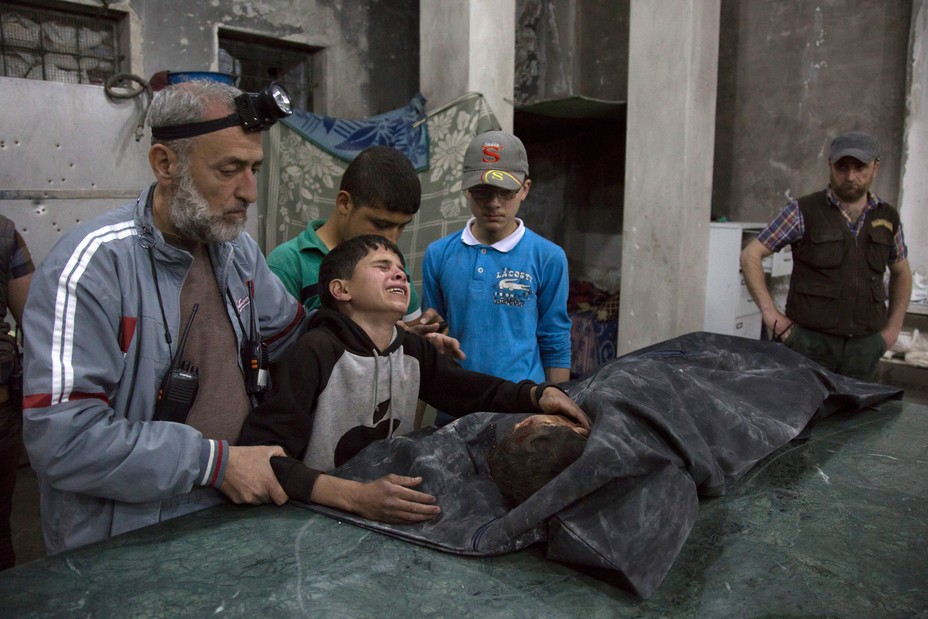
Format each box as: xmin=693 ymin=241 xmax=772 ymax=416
xmin=262 ymin=92 xmax=500 ymax=289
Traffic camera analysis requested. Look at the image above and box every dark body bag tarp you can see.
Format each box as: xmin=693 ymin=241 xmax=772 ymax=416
xmin=300 ymin=332 xmax=902 ymax=598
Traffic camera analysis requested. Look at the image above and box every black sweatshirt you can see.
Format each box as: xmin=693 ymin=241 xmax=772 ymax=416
xmin=238 ymin=308 xmax=541 ymax=503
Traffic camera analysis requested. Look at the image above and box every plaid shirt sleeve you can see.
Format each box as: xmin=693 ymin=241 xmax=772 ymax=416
xmin=890 ymin=222 xmax=908 ymax=264
xmin=755 ymin=200 xmax=804 ymax=253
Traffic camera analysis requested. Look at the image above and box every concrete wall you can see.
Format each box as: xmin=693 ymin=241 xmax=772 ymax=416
xmin=618 ymin=0 xmax=720 ymax=354
xmin=127 ymin=0 xmax=418 ymax=118
xmin=420 ymin=0 xmax=515 ymax=130
xmin=712 ymin=0 xmax=912 ymax=223
xmin=0 ymin=0 xmax=419 ymax=273
xmin=900 ymin=0 xmax=928 ymax=276
xmin=514 ymin=0 xmax=628 ymax=105
xmin=510 ymin=0 xmax=921 ymax=305
xmin=0 ymin=78 xmax=152 ymax=269
xmin=17 ymin=0 xmax=418 ymax=117
xmin=419 ymin=1 xmax=471 ymax=111
xmin=513 ymin=0 xmax=628 ymax=293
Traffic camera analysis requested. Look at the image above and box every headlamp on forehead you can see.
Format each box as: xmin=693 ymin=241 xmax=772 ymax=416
xmin=151 ymin=81 xmax=292 ymax=141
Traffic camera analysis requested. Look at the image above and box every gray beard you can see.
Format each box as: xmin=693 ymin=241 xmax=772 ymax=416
xmin=169 ymin=169 xmax=247 ymax=244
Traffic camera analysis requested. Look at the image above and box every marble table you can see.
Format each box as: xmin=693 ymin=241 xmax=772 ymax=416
xmin=2 ymin=401 xmax=926 ymax=618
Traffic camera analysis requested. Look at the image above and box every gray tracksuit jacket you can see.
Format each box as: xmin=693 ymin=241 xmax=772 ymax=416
xmin=22 ymin=185 xmax=307 ymax=554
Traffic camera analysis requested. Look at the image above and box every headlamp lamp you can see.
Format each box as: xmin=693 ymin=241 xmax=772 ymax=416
xmin=151 ymin=81 xmax=292 ymax=141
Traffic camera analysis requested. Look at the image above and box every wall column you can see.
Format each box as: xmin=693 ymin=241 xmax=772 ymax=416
xmin=419 ymin=0 xmax=515 ymax=131
xmin=618 ymin=0 xmax=721 ymax=354
xmin=900 ymin=0 xmax=928 ymax=277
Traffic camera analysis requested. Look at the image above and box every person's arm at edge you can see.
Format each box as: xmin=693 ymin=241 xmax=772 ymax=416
xmin=8 ymin=229 xmax=34 ymax=328
xmin=881 ymin=257 xmax=912 ymax=349
xmin=740 ymin=238 xmax=791 ymax=340
xmin=7 ymin=272 xmax=32 ymax=327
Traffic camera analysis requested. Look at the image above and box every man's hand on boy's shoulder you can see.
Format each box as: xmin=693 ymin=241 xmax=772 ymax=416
xmin=421 ymin=331 xmax=466 ymax=360
xmin=405 ymin=307 xmax=445 ymax=333
xmin=312 ymin=473 xmax=441 ymax=524
xmin=399 ymin=308 xmax=466 ymax=360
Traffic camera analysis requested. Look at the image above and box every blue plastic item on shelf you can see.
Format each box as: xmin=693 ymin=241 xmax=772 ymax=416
xmin=166 ymin=71 xmax=235 ymax=85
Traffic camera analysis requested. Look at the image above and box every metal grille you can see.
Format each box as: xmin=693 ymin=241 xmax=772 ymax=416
xmin=218 ymin=33 xmax=314 ymax=112
xmin=0 ymin=2 xmax=121 ymax=85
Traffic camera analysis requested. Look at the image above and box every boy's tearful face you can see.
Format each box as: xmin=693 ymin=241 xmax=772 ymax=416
xmin=346 ymin=248 xmax=410 ymax=318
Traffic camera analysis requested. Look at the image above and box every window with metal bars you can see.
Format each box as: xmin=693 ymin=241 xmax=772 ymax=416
xmin=218 ymin=31 xmax=316 ymax=112
xmin=0 ymin=2 xmax=122 ymax=85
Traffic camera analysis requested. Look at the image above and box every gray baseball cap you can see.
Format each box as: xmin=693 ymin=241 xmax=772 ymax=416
xmin=461 ymin=130 xmax=529 ymax=191
xmin=829 ymin=131 xmax=880 ymax=163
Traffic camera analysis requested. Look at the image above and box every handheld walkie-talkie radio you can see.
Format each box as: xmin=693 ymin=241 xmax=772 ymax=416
xmin=241 ymin=338 xmax=269 ymax=395
xmin=153 ymin=304 xmax=200 ymax=423
xmin=240 ymin=282 xmax=269 ymax=396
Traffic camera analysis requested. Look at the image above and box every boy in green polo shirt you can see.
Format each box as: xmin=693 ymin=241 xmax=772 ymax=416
xmin=268 ymin=146 xmax=428 ymax=324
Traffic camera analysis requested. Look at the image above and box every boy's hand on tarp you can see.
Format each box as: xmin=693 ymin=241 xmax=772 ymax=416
xmin=349 ymin=474 xmax=441 ymax=523
xmin=313 ymin=473 xmax=441 ymax=523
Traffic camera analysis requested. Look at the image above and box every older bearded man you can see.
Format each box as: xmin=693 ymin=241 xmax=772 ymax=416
xmin=21 ymin=79 xmax=309 ymax=554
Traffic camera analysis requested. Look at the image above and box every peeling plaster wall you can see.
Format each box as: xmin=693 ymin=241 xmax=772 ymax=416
xmin=900 ymin=0 xmax=927 ymax=275
xmin=512 ymin=0 xmax=917 ymax=300
xmin=513 ymin=0 xmax=913 ymax=230
xmin=513 ymin=0 xmax=629 ymax=293
xmin=712 ymin=0 xmax=911 ymax=223
xmin=515 ymin=0 xmax=628 ymax=105
xmin=0 ymin=0 xmax=418 ymax=273
xmin=131 ymin=0 xmax=418 ymax=116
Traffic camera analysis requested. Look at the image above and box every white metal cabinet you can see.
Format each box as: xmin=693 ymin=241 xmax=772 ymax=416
xmin=703 ymin=222 xmax=777 ymax=339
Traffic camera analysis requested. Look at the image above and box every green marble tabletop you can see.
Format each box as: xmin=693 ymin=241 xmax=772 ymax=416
xmin=2 ymin=401 xmax=926 ymax=618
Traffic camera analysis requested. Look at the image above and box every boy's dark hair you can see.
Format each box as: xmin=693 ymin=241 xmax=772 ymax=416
xmin=318 ymin=234 xmax=407 ymax=310
xmin=340 ymin=146 xmax=421 ymax=214
xmin=488 ymin=422 xmax=587 ymax=508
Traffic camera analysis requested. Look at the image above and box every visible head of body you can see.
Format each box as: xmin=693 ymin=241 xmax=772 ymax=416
xmin=319 ymin=146 xmax=422 ymax=248
xmin=461 ymin=130 xmax=533 ymax=245
xmin=488 ymin=414 xmax=588 ymax=507
xmin=318 ymin=235 xmax=410 ymax=339
xmin=147 ymin=80 xmax=262 ymax=244
xmin=828 ymin=131 xmax=880 ymax=206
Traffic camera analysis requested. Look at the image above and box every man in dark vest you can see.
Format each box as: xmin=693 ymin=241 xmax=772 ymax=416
xmin=740 ymin=131 xmax=912 ymax=381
